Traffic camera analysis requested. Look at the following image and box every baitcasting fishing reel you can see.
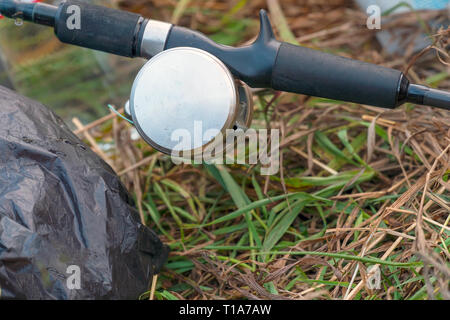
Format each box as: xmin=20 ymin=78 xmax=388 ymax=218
xmin=127 ymin=47 xmax=253 ymax=157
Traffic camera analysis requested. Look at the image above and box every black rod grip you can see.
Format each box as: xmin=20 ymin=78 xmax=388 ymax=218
xmin=271 ymin=43 xmax=403 ymax=108
xmin=0 ymin=1 xmax=57 ymax=26
xmin=54 ymin=0 xmax=143 ymax=57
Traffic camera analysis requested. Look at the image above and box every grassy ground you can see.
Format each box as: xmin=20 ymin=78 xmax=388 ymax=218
xmin=67 ymin=0 xmax=450 ymax=299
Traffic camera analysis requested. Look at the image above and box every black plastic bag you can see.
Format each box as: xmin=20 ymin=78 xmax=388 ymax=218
xmin=0 ymin=86 xmax=168 ymax=299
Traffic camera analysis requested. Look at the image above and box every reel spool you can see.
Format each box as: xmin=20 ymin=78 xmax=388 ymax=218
xmin=128 ymin=47 xmax=253 ymax=157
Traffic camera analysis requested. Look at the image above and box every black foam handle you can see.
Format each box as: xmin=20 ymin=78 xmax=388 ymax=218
xmin=271 ymin=42 xmax=403 ymax=108
xmin=54 ymin=0 xmax=144 ymax=57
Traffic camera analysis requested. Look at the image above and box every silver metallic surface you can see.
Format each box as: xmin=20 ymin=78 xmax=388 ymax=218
xmin=124 ymin=100 xmax=131 ymax=117
xmin=130 ymin=47 xmax=241 ymax=155
xmin=140 ymin=19 xmax=172 ymax=58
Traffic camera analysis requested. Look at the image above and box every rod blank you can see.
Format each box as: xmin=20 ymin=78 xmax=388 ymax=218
xmin=407 ymin=84 xmax=450 ymax=111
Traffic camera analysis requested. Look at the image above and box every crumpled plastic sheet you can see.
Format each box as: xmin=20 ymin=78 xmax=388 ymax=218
xmin=0 ymin=86 xmax=168 ymax=299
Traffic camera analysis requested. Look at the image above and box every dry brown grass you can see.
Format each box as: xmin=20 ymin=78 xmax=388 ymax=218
xmin=72 ymin=0 xmax=449 ymax=300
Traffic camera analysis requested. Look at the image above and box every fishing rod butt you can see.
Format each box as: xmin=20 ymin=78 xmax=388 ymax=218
xmin=0 ymin=0 xmax=148 ymax=57
xmin=54 ymin=0 xmax=146 ymax=57
xmin=1 ymin=0 xmax=449 ymax=111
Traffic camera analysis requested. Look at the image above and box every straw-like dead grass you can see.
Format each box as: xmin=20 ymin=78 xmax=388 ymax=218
xmin=73 ymin=0 xmax=449 ymax=300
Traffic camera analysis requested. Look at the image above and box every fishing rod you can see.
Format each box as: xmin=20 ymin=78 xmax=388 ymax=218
xmin=0 ymin=0 xmax=449 ymax=155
